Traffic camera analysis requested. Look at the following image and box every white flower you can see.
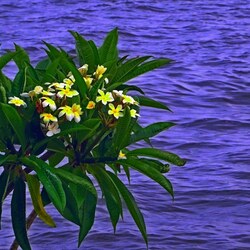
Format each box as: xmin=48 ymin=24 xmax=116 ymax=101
xmin=46 ymin=122 xmax=61 ymax=137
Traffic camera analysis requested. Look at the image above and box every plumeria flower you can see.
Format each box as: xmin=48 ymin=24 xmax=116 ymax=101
xmin=71 ymin=104 xmax=83 ymax=123
xmin=40 ymin=113 xmax=58 ymax=123
xmin=21 ymin=86 xmax=43 ymax=99
xmin=118 ymin=150 xmax=126 ymax=160
xmin=57 ymin=87 xmax=79 ymax=99
xmin=63 ymin=77 xmax=75 ymax=87
xmin=108 ymin=103 xmax=123 ymax=119
xmin=113 ymin=90 xmax=123 ymax=97
xmin=122 ymin=95 xmax=137 ymax=105
xmin=78 ymin=64 xmax=88 ymax=76
xmin=40 ymin=97 xmax=57 ymax=111
xmin=94 ymin=65 xmax=107 ymax=79
xmin=83 ymin=75 xmax=93 ymax=88
xmin=8 ymin=96 xmax=27 ymax=107
xmin=130 ymin=109 xmax=140 ymax=118
xmin=46 ymin=82 xmax=66 ymax=90
xmin=58 ymin=105 xmax=74 ymax=121
xmin=96 ymin=89 xmax=114 ymax=105
xmin=41 ymin=90 xmax=55 ymax=97
xmin=86 ymin=101 xmax=96 ymax=109
xmin=46 ymin=122 xmax=61 ymax=137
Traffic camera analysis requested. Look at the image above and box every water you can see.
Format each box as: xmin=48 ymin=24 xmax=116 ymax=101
xmin=0 ymin=0 xmax=250 ymax=249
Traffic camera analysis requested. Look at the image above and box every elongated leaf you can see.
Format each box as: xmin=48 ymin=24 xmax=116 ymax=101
xmin=21 ymin=156 xmax=66 ymax=213
xmin=41 ymin=57 xmax=61 ymax=83
xmin=0 ymin=154 xmax=17 ymax=166
xmin=62 ymin=58 xmax=87 ymax=98
xmin=119 ymin=158 xmax=174 ymax=197
xmin=0 ymin=103 xmax=27 ymax=150
xmin=13 ymin=44 xmax=30 ymax=69
xmin=127 ymin=148 xmax=186 ymax=166
xmin=130 ymin=122 xmax=175 ymax=145
xmin=0 ymin=170 xmax=10 ymax=229
xmin=11 ymin=177 xmax=31 ymax=250
xmin=88 ymin=40 xmax=100 ymax=66
xmin=112 ymin=56 xmax=150 ymax=83
xmin=61 ymin=183 xmax=81 ymax=225
xmin=89 ymin=166 xmax=122 ymax=232
xmin=55 ymin=168 xmax=97 ymax=196
xmin=70 ymin=31 xmax=95 ymax=72
xmin=26 ymin=174 xmax=56 ymax=227
xmin=99 ymin=28 xmax=118 ymax=63
xmin=136 ymin=95 xmax=171 ymax=111
xmin=12 ymin=67 xmax=25 ymax=96
xmin=108 ymin=171 xmax=148 ymax=246
xmin=0 ymin=70 xmax=12 ymax=92
xmin=112 ymin=107 xmax=131 ymax=152
xmin=0 ymin=51 xmax=18 ymax=70
xmin=120 ymin=58 xmax=171 ymax=83
xmin=78 ymin=177 xmax=97 ymax=247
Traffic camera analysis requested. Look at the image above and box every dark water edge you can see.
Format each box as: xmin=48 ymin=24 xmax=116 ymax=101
xmin=0 ymin=0 xmax=250 ymax=249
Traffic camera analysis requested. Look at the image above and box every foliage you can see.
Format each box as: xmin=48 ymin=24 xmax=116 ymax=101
xmin=0 ymin=28 xmax=186 ymax=249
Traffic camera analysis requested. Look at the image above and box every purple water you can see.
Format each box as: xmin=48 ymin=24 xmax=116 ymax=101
xmin=1 ymin=1 xmax=250 ymax=249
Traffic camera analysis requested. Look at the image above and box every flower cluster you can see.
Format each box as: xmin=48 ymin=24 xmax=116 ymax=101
xmin=8 ymin=64 xmax=140 ymax=137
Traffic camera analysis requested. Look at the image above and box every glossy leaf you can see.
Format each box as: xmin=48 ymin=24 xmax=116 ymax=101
xmin=127 ymin=148 xmax=186 ymax=166
xmin=112 ymin=107 xmax=131 ymax=152
xmin=26 ymin=174 xmax=56 ymax=227
xmin=99 ymin=28 xmax=118 ymax=63
xmin=13 ymin=44 xmax=30 ymax=69
xmin=70 ymin=31 xmax=96 ymax=72
xmin=108 ymin=171 xmax=148 ymax=246
xmin=21 ymin=156 xmax=66 ymax=213
xmin=119 ymin=158 xmax=174 ymax=198
xmin=78 ymin=177 xmax=97 ymax=247
xmin=0 ymin=103 xmax=27 ymax=150
xmin=0 ymin=51 xmax=18 ymax=70
xmin=120 ymin=58 xmax=171 ymax=83
xmin=130 ymin=122 xmax=175 ymax=145
xmin=55 ymin=168 xmax=97 ymax=196
xmin=89 ymin=166 xmax=122 ymax=232
xmin=112 ymin=56 xmax=150 ymax=83
xmin=11 ymin=177 xmax=31 ymax=250
xmin=136 ymin=95 xmax=171 ymax=111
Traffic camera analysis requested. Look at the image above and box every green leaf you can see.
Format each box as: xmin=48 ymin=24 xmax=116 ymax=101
xmin=0 ymin=169 xmax=10 ymax=229
xmin=60 ymin=183 xmax=81 ymax=225
xmin=89 ymin=166 xmax=122 ymax=232
xmin=78 ymin=177 xmax=97 ymax=247
xmin=99 ymin=28 xmax=118 ymax=63
xmin=69 ymin=31 xmax=96 ymax=72
xmin=119 ymin=158 xmax=174 ymax=198
xmin=112 ymin=107 xmax=131 ymax=152
xmin=136 ymin=95 xmax=171 ymax=111
xmin=21 ymin=156 xmax=66 ymax=213
xmin=120 ymin=58 xmax=171 ymax=83
xmin=13 ymin=44 xmax=30 ymax=69
xmin=26 ymin=174 xmax=56 ymax=227
xmin=0 ymin=103 xmax=27 ymax=150
xmin=127 ymin=148 xmax=186 ymax=166
xmin=112 ymin=56 xmax=151 ymax=83
xmin=62 ymin=57 xmax=88 ymax=98
xmin=0 ymin=51 xmax=18 ymax=70
xmin=0 ymin=154 xmax=17 ymax=166
xmin=11 ymin=177 xmax=31 ymax=250
xmin=88 ymin=40 xmax=100 ymax=66
xmin=130 ymin=122 xmax=175 ymax=145
xmin=55 ymin=168 xmax=97 ymax=196
xmin=108 ymin=171 xmax=148 ymax=246
xmin=0 ymin=70 xmax=12 ymax=92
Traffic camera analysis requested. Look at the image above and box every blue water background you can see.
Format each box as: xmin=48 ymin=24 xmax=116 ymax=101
xmin=0 ymin=0 xmax=250 ymax=249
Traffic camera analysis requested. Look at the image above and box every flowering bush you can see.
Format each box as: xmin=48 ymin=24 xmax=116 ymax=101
xmin=0 ymin=28 xmax=185 ymax=249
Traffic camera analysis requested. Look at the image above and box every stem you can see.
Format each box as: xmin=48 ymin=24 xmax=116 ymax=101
xmin=10 ymin=210 xmax=37 ymax=250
